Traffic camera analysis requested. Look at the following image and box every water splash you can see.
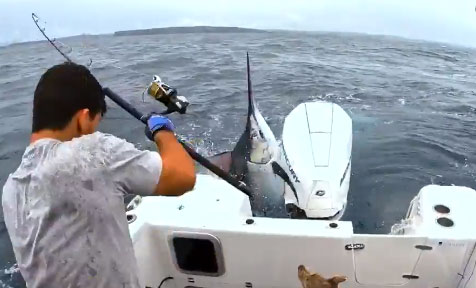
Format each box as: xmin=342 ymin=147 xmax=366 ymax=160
xmin=0 ymin=263 xmax=20 ymax=288
xmin=3 ymin=264 xmax=18 ymax=276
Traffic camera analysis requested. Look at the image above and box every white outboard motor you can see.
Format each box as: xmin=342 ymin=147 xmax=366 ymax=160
xmin=279 ymin=101 xmax=352 ymax=219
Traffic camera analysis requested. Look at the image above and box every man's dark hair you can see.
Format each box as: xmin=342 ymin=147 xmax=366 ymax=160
xmin=32 ymin=62 xmax=107 ymax=132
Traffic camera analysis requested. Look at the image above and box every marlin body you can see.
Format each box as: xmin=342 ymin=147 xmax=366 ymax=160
xmin=209 ymin=54 xmax=297 ymax=217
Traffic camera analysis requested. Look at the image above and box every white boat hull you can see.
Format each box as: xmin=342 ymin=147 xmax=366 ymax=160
xmin=127 ymin=175 xmax=476 ymax=288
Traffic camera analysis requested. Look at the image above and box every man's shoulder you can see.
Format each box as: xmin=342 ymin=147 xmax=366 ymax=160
xmin=78 ymin=131 xmax=121 ymax=142
xmin=70 ymin=132 xmax=143 ymax=161
xmin=71 ymin=132 xmax=132 ymax=149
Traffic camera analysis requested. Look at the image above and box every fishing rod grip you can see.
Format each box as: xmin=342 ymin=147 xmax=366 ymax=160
xmin=103 ymin=87 xmax=253 ymax=199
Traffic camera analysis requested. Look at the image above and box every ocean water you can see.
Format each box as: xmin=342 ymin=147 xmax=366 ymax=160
xmin=1 ymin=31 xmax=476 ymax=287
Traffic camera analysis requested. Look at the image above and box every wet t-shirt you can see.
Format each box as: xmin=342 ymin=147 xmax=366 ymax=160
xmin=2 ymin=132 xmax=162 ymax=288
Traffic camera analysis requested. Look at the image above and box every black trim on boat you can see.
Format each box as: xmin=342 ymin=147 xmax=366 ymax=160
xmin=340 ymin=157 xmax=351 ymax=186
xmin=345 ymin=243 xmax=365 ymax=250
xmin=402 ymin=274 xmax=420 ymax=279
xmin=415 ymin=245 xmax=433 ymax=250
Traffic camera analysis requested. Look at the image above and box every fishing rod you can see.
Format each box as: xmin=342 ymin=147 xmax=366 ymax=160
xmin=33 ymin=13 xmax=166 ymax=101
xmin=31 ymin=13 xmax=253 ymax=198
xmin=102 ymin=88 xmax=252 ymax=197
xmin=32 ymin=13 xmax=73 ymax=62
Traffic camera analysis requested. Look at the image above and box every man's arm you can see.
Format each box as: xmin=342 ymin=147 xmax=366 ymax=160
xmin=153 ymin=131 xmax=196 ymax=196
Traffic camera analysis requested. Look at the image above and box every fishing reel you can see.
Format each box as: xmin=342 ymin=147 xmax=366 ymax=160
xmin=146 ymin=75 xmax=189 ymax=114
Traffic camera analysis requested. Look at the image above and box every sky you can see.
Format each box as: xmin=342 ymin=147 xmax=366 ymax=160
xmin=1 ymin=0 xmax=476 ymax=46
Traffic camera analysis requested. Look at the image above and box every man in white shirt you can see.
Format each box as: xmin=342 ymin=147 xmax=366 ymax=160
xmin=2 ymin=62 xmax=196 ymax=287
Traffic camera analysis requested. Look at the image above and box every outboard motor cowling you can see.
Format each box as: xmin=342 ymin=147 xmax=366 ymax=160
xmin=279 ymin=102 xmax=352 ymax=219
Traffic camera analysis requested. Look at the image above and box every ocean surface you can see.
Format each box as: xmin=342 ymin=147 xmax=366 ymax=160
xmin=1 ymin=30 xmax=476 ymax=287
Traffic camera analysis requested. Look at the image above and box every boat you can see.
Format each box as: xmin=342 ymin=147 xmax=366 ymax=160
xmin=124 ymin=69 xmax=476 ymax=288
xmin=126 ymin=178 xmax=476 ymax=288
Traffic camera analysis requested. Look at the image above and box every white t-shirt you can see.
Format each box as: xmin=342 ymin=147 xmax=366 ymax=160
xmin=2 ymin=132 xmax=162 ymax=288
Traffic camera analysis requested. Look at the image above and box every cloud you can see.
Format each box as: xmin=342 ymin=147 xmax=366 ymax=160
xmin=1 ymin=0 xmax=476 ymax=46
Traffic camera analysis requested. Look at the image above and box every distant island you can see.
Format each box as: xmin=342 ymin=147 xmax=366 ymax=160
xmin=114 ymin=26 xmax=267 ymax=36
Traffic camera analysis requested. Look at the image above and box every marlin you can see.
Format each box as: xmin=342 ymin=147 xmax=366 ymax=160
xmin=209 ymin=54 xmax=297 ymax=217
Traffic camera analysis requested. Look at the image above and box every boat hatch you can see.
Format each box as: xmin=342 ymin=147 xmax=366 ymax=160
xmin=168 ymin=232 xmax=225 ymax=277
xmin=352 ymin=235 xmax=425 ymax=286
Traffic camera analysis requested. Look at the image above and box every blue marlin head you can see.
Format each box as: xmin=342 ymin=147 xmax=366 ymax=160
xmin=223 ymin=53 xmax=280 ymax=181
xmin=243 ymin=53 xmax=279 ymax=164
xmin=208 ymin=54 xmax=297 ymax=217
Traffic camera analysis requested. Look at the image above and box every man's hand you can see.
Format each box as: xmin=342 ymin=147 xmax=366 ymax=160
xmin=143 ymin=113 xmax=175 ymax=141
xmin=141 ymin=113 xmax=196 ymax=196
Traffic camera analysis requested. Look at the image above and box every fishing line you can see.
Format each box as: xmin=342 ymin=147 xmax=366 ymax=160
xmin=31 ymin=13 xmax=188 ymax=117
xmin=32 ymin=12 xmax=151 ymax=101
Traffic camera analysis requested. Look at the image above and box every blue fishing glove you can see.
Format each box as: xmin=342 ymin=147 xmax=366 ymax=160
xmin=142 ymin=113 xmax=175 ymax=141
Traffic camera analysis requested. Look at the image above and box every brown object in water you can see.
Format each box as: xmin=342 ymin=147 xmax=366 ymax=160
xmin=298 ymin=265 xmax=347 ymax=288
